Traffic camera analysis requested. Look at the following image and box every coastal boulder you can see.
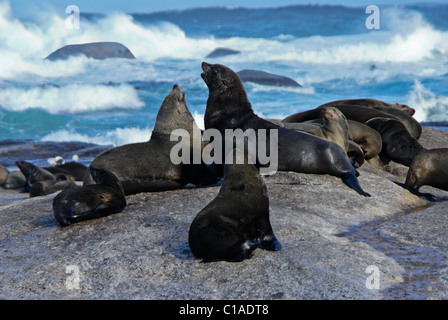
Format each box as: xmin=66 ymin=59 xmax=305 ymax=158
xmin=237 ymin=69 xmax=301 ymax=87
xmin=205 ymin=47 xmax=241 ymax=58
xmin=45 ymin=42 xmax=135 ymax=61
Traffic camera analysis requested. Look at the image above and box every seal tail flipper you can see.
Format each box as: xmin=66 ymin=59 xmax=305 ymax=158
xmin=342 ymin=172 xmax=371 ymax=197
xmin=261 ymin=236 xmax=282 ymax=251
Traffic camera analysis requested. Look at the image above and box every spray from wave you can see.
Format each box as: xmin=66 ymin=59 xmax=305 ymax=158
xmin=41 ymin=126 xmax=153 ymax=146
xmin=407 ymin=80 xmax=448 ymax=123
xmin=0 ymin=83 xmax=144 ymax=114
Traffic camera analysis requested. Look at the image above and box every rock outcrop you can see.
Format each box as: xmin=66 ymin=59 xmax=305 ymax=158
xmin=1 ymin=128 xmax=447 ymax=300
xmin=45 ymin=42 xmax=135 ymax=61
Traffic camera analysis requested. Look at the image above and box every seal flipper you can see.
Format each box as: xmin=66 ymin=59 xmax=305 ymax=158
xmin=260 ymin=236 xmax=282 ymax=251
xmin=341 ymin=172 xmax=371 ymax=197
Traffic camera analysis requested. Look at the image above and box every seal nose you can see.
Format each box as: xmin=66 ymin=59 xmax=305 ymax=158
xmin=201 ymin=62 xmax=211 ymax=72
xmin=173 ymin=84 xmax=179 ymax=90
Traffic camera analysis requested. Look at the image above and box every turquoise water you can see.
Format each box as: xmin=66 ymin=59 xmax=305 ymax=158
xmin=0 ymin=2 xmax=447 ymax=147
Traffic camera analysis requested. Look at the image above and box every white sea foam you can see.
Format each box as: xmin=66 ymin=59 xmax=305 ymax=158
xmin=42 ymin=126 xmax=153 ymax=146
xmin=407 ymin=80 xmax=448 ymax=122
xmin=193 ymin=110 xmax=205 ymax=131
xmin=2 ymin=1 xmax=447 ymax=74
xmin=0 ymin=83 xmax=144 ymax=114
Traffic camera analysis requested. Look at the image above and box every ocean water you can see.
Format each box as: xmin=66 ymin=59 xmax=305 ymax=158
xmin=1 ymin=1 xmax=448 ymax=154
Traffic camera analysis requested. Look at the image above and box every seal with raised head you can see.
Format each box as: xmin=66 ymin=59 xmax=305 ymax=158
xmin=84 ymin=85 xmax=218 ymax=195
xmin=16 ymin=160 xmax=56 ymax=192
xmin=201 ymin=62 xmax=370 ymax=197
xmin=53 ymin=167 xmax=126 ymax=227
xmin=316 ymin=98 xmax=415 ymax=116
xmin=365 ymin=117 xmax=425 ymax=166
xmin=404 ymin=148 xmax=448 ymax=192
xmin=189 ymin=148 xmax=281 ymax=262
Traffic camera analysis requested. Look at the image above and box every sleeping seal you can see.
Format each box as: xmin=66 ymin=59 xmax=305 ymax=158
xmin=53 ymin=167 xmax=126 ymax=227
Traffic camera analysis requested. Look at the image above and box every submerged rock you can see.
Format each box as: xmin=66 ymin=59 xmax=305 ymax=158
xmin=45 ymin=42 xmax=135 ymax=61
xmin=237 ymin=69 xmax=301 ymax=87
xmin=205 ymin=47 xmax=241 ymax=58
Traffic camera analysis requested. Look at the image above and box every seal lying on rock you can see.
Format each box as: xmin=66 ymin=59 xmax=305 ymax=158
xmin=316 ymin=98 xmax=415 ymax=116
xmin=53 ymin=167 xmax=126 ymax=227
xmin=201 ymin=62 xmax=370 ymax=197
xmin=365 ymin=117 xmax=425 ymax=167
xmin=347 ymin=120 xmax=382 ymax=160
xmin=84 ymin=84 xmax=218 ymax=195
xmin=405 ymin=148 xmax=448 ymax=192
xmin=45 ymin=161 xmax=88 ymax=181
xmin=283 ymin=105 xmax=421 ymax=140
xmin=16 ymin=160 xmax=56 ymax=192
xmin=282 ymin=107 xmax=351 ymax=154
xmin=189 ymin=149 xmax=281 ymax=262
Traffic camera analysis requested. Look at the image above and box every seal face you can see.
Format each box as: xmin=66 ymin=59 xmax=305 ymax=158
xmin=347 ymin=120 xmax=382 ymax=160
xmin=84 ymin=85 xmax=217 ymax=195
xmin=201 ymin=62 xmax=370 ymax=197
xmin=365 ymin=117 xmax=425 ymax=167
xmin=53 ymin=167 xmax=126 ymax=227
xmin=188 ymin=149 xmax=281 ymax=262
xmin=405 ymin=148 xmax=448 ymax=192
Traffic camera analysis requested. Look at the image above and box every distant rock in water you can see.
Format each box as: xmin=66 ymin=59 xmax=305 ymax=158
xmin=45 ymin=42 xmax=135 ymax=61
xmin=206 ymin=47 xmax=241 ymax=58
xmin=237 ymin=69 xmax=301 ymax=87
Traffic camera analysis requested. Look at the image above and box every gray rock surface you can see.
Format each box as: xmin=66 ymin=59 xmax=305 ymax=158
xmin=1 ymin=127 xmax=448 ymax=300
xmin=45 ymin=42 xmax=135 ymax=61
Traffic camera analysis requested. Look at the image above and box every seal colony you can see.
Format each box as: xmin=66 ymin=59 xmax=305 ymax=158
xmin=2 ymin=62 xmax=448 ymax=264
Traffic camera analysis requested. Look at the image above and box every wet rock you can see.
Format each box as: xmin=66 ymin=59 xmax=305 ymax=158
xmin=1 ymin=128 xmax=447 ymax=299
xmin=237 ymin=69 xmax=301 ymax=87
xmin=205 ymin=47 xmax=240 ymax=58
xmin=45 ymin=42 xmax=135 ymax=61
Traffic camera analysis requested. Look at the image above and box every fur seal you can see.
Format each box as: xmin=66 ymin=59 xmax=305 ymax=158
xmin=16 ymin=160 xmax=56 ymax=192
xmin=365 ymin=117 xmax=425 ymax=167
xmin=201 ymin=62 xmax=370 ymax=197
xmin=45 ymin=161 xmax=88 ymax=181
xmin=0 ymin=165 xmax=8 ymax=186
xmin=53 ymin=167 xmax=126 ymax=227
xmin=30 ymin=180 xmax=77 ymax=198
xmin=371 ymin=106 xmax=422 ymax=140
xmin=347 ymin=120 xmax=382 ymax=160
xmin=283 ymin=107 xmax=351 ymax=153
xmin=316 ymin=98 xmax=415 ymax=116
xmin=188 ymin=149 xmax=281 ymax=262
xmin=84 ymin=85 xmax=218 ymax=195
xmin=283 ymin=105 xmax=421 ymax=140
xmin=3 ymin=171 xmax=26 ymax=189
xmin=405 ymin=148 xmax=448 ymax=192
xmin=347 ymin=140 xmax=365 ymax=168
